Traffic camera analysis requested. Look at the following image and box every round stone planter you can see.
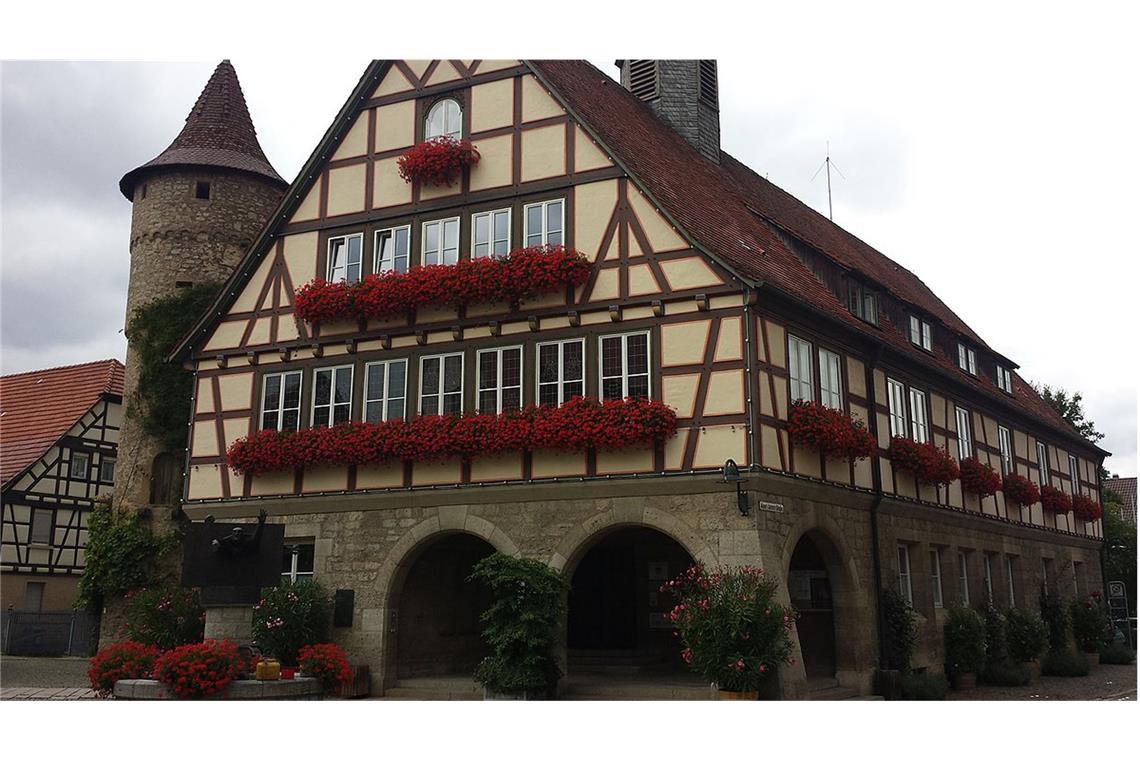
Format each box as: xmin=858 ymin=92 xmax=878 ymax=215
xmin=113 ymin=677 xmax=325 ymax=700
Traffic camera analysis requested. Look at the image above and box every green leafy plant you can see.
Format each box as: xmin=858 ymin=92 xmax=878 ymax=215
xmin=1070 ymin=593 xmax=1111 ymax=653
xmin=980 ymin=660 xmax=1031 ymax=686
xmin=1099 ymin=643 xmax=1136 ymax=665
xmin=124 ymin=585 xmax=205 ymax=650
xmin=899 ymin=672 xmax=948 ymax=700
xmin=980 ymin=604 xmax=1009 ymax=667
xmin=662 ymin=565 xmax=796 ymax=693
xmin=943 ymin=605 xmax=987 ymax=676
xmin=881 ymin=587 xmax=918 ymax=671
xmin=251 ymin=580 xmax=331 ymax=665
xmin=1040 ymin=647 xmax=1090 ymax=677
xmin=126 ymin=281 xmax=222 ymax=452
xmin=1039 ymin=590 xmax=1070 ymax=651
xmin=76 ymin=503 xmax=174 ymax=610
xmin=469 ymin=553 xmax=568 ymax=697
xmin=1005 ymin=608 xmax=1049 ymax=663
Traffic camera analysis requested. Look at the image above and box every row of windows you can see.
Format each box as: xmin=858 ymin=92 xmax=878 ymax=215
xmin=326 ymin=198 xmax=565 ymax=283
xmin=906 ymin=311 xmax=1012 ymax=397
xmin=66 ymin=450 xmax=115 ymax=484
xmin=259 ymin=332 xmax=650 ymax=432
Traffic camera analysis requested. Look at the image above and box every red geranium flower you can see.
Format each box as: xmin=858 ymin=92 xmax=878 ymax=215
xmin=959 ymin=457 xmax=1002 ymax=497
xmin=787 ymin=400 xmax=876 ymax=461
xmin=396 ymin=136 xmax=480 ymax=186
xmin=888 ymin=437 xmax=960 ymax=486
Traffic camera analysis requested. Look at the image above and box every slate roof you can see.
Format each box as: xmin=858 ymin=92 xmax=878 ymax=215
xmin=1104 ymin=476 xmax=1137 ymax=523
xmin=0 ymin=360 xmax=124 ymax=486
xmin=119 ymin=60 xmax=287 ymax=198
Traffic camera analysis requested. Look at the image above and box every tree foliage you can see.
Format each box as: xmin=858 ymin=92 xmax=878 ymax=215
xmin=1102 ymin=489 xmax=1137 ymax=611
xmin=1032 ymin=383 xmax=1105 ymax=443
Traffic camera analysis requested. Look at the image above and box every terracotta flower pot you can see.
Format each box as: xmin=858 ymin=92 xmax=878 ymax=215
xmin=717 ymin=689 xmax=758 ymax=700
xmin=1023 ymin=660 xmax=1041 ymax=681
xmin=1084 ymin=651 xmax=1101 ymax=667
xmin=952 ymin=672 xmax=976 ymax=690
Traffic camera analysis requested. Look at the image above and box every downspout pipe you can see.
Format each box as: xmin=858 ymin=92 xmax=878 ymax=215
xmin=864 ymin=346 xmax=889 ymax=668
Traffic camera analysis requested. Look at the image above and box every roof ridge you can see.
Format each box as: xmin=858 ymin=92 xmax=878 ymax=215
xmin=1 ymin=357 xmax=123 ymax=380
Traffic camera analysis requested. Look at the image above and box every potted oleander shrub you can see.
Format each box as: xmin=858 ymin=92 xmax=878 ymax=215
xmin=251 ymin=580 xmax=332 ymax=665
xmin=943 ymin=605 xmax=987 ymax=689
xmin=1070 ymin=592 xmax=1111 ymax=665
xmin=123 ymin=585 xmax=205 ymax=650
xmin=469 ymin=553 xmax=567 ymax=700
xmin=1006 ymin=607 xmax=1049 ymax=679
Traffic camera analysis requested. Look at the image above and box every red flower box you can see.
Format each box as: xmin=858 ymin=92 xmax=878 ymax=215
xmin=227 ymin=396 xmax=679 ymax=476
xmin=152 ymin=639 xmax=244 ymax=700
xmin=959 ymin=457 xmax=1002 ymax=497
xmin=397 ymin=136 xmax=480 ymax=186
xmin=1002 ymin=473 xmax=1040 ymax=508
xmin=1040 ymin=484 xmax=1073 ymax=514
xmin=787 ymin=400 xmax=876 ymax=461
xmin=888 ymin=437 xmax=960 ymax=486
xmin=1072 ymin=494 xmax=1102 ymax=521
xmin=297 ymin=643 xmax=353 ymax=692
xmin=293 ymin=245 xmax=590 ymax=325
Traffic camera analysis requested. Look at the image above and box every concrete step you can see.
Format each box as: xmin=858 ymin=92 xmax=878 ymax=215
xmin=804 ymin=685 xmax=862 ymax=700
xmin=381 ymin=677 xmax=482 ymax=700
xmin=560 ymin=681 xmax=714 ymax=700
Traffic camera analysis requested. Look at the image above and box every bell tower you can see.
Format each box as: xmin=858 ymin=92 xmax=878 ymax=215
xmin=115 ymin=60 xmax=288 ymax=511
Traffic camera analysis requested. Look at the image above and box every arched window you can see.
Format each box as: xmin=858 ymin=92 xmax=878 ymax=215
xmin=424 ymin=98 xmax=462 ymax=140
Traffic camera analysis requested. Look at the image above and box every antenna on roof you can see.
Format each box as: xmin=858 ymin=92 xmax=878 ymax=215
xmin=811 ymin=141 xmax=845 ymax=221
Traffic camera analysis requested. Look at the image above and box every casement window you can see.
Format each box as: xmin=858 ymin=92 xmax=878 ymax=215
xmin=996 ymin=365 xmax=1013 ymax=394
xmin=897 ymin=545 xmax=913 ymax=605
xmin=958 ymin=552 xmax=970 ymax=605
xmin=909 ymin=388 xmax=929 ymax=443
xmin=425 ymin=98 xmax=462 ymax=140
xmin=281 ymin=541 xmax=315 ymax=584
xmin=327 ymin=234 xmax=363 ymax=284
xmin=1041 ymin=558 xmax=1053 ymax=595
xmin=69 ymin=451 xmax=90 ymax=480
xmin=422 ymin=218 xmax=460 ymax=266
xmin=375 ymin=225 xmax=411 ymax=274
xmin=1036 ymin=441 xmax=1050 ymax=487
xmin=929 ymin=548 xmax=944 ymax=609
xmin=420 ymin=353 xmax=464 ymax=416
xmin=955 ymin=406 xmax=973 ymax=460
xmin=887 ymin=378 xmax=907 ymax=438
xmin=997 ymin=425 xmax=1013 ymax=476
xmin=523 ymin=199 xmax=564 ymax=247
xmin=957 ymin=344 xmax=977 ymax=375
xmin=1072 ymin=561 xmax=1082 ymax=597
xmin=29 ymin=509 xmax=52 ymax=545
xmin=847 ymin=280 xmax=878 ymax=324
xmin=1068 ymin=454 xmax=1081 ymax=496
xmin=99 ymin=458 xmax=116 ymax=484
xmin=364 ymin=359 xmax=407 ymax=423
xmin=599 ymin=332 xmax=650 ymax=401
xmin=477 ymin=346 xmax=523 ymax=414
xmin=983 ymin=554 xmax=994 ymax=604
xmin=472 ymin=208 xmax=511 ymax=259
xmin=819 ymin=348 xmax=843 ymax=409
xmin=24 ymin=581 xmax=45 ymax=612
xmin=787 ymin=334 xmax=814 ymax=403
xmin=311 ymin=365 xmax=353 ymax=428
xmin=1006 ymin=555 xmax=1017 ymax=608
xmin=537 ymin=338 xmax=585 ymax=407
xmin=909 ymin=315 xmax=932 ymax=351
xmin=261 ymin=371 xmax=303 ymax=432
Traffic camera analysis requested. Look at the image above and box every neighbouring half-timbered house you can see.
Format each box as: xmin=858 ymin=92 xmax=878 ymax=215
xmin=162 ymin=60 xmax=1107 ymax=698
xmin=1 ymin=360 xmax=124 ymax=612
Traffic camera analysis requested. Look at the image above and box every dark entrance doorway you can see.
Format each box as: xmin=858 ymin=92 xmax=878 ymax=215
xmin=788 ymin=535 xmax=837 ymax=679
xmin=567 ymin=527 xmax=693 ymax=672
xmin=395 ymin=533 xmax=495 ymax=679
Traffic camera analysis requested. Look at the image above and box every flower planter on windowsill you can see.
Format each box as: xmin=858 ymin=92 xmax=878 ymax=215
xmin=397 ymin=136 xmax=480 ymax=186
xmin=888 ymin=437 xmax=960 ymax=486
xmin=786 ymin=400 xmax=876 ymax=461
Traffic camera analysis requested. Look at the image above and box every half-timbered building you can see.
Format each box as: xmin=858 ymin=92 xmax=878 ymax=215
xmin=159 ymin=59 xmax=1107 ymax=698
xmin=1 ymin=360 xmax=124 ymax=612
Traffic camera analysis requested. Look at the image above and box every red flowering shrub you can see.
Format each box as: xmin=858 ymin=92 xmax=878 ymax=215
xmin=87 ymin=641 xmax=160 ymax=697
xmin=1040 ymin=485 xmax=1073 ymax=514
xmin=293 ymin=245 xmax=590 ymax=325
xmin=153 ymin=639 xmax=244 ymax=699
xmin=1002 ymin=473 xmax=1040 ymax=508
xmin=888 ymin=437 xmax=960 ymax=486
xmin=1072 ymin=494 xmax=1102 ymax=521
xmin=396 ymin=136 xmax=480 ymax=186
xmin=959 ymin=457 xmax=1002 ymax=497
xmin=297 ymin=643 xmax=353 ymax=691
xmin=787 ymin=401 xmax=876 ymax=460
xmin=227 ymin=396 xmax=679 ymax=475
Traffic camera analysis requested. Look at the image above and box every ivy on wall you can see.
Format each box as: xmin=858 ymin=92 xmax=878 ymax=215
xmin=76 ymin=502 xmax=177 ymax=610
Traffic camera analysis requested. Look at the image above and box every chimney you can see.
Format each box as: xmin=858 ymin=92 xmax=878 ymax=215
xmin=617 ymin=59 xmax=721 ymax=163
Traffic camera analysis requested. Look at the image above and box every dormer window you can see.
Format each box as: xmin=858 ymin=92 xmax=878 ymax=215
xmin=908 ymin=315 xmax=932 ymax=351
xmin=996 ymin=365 xmax=1013 ymax=394
xmin=957 ymin=344 xmax=977 ymax=375
xmin=847 ymin=281 xmax=878 ymax=325
xmin=425 ymin=98 xmax=462 ymax=140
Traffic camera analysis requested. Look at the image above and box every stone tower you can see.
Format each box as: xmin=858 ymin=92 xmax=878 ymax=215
xmin=115 ymin=60 xmax=288 ymax=511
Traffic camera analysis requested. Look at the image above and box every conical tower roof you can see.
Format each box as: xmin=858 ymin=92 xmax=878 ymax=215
xmin=119 ymin=60 xmax=287 ymax=198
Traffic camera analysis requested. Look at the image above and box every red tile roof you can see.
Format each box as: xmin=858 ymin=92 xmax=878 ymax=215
xmin=1104 ymin=476 xmax=1136 ymax=523
xmin=0 ymin=359 xmax=124 ymax=486
xmin=120 ymin=60 xmax=287 ymax=198
xmin=529 ymin=60 xmax=1099 ymax=453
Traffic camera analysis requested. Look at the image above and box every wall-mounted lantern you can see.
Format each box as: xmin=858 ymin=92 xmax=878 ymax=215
xmin=722 ymin=458 xmax=749 ymax=516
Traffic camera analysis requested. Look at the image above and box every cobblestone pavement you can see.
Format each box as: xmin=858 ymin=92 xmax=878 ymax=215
xmin=946 ymin=663 xmax=1137 ymax=700
xmin=1 ymin=656 xmax=90 ymax=689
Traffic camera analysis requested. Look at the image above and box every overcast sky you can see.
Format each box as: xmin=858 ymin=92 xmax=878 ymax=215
xmin=1 ymin=39 xmax=1136 ymax=472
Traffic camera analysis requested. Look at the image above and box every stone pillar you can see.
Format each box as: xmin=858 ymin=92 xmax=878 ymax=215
xmin=204 ymin=605 xmax=254 ymax=643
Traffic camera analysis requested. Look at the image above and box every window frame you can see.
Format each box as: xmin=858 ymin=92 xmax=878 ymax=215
xmin=955 ymin=406 xmax=973 ymax=460
xmin=421 ymin=217 xmax=461 ymax=267
xmin=69 ymin=451 xmax=90 ymax=480
xmin=99 ymin=457 xmax=116 ymax=484
xmin=363 ymin=358 xmax=408 ymax=424
xmin=1006 ymin=555 xmax=1017 ymax=608
xmin=929 ymin=548 xmax=944 ymax=609
xmin=29 ymin=508 xmax=52 ymax=545
xmin=536 ymin=338 xmax=586 ymax=407
xmin=281 ymin=541 xmax=316 ymax=584
xmin=374 ymin=225 xmax=411 ymax=275
xmin=897 ymin=545 xmax=913 ymax=605
xmin=326 ymin=233 xmax=364 ymax=284
xmin=997 ymin=425 xmax=1013 ymax=476
xmin=958 ymin=551 xmax=970 ymax=605
xmin=471 ymin=207 xmax=512 ymax=259
xmin=996 ymin=365 xmax=1013 ymax=394
xmin=787 ymin=333 xmax=815 ymax=404
xmin=887 ymin=378 xmax=907 ymax=438
xmin=260 ymin=370 xmax=304 ymax=432
xmin=908 ymin=387 xmax=929 ymax=443
xmin=818 ymin=347 xmax=843 ymax=410
xmin=522 ymin=198 xmax=565 ymax=248
xmin=984 ymin=554 xmax=994 ymax=604
xmin=1036 ymin=440 xmax=1050 ymax=488
xmin=310 ymin=364 xmax=354 ymax=429
xmin=476 ymin=345 xmax=524 ymax=415
xmin=1068 ymin=454 xmax=1081 ymax=496
xmin=419 ymin=352 xmax=465 ymax=416
xmin=847 ymin=280 xmax=878 ymax=325
xmin=425 ymin=97 xmax=463 ymax=140
xmin=909 ymin=315 xmax=932 ymax=351
xmin=957 ymin=343 xmax=977 ymax=375
xmin=598 ymin=331 xmax=652 ymax=401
